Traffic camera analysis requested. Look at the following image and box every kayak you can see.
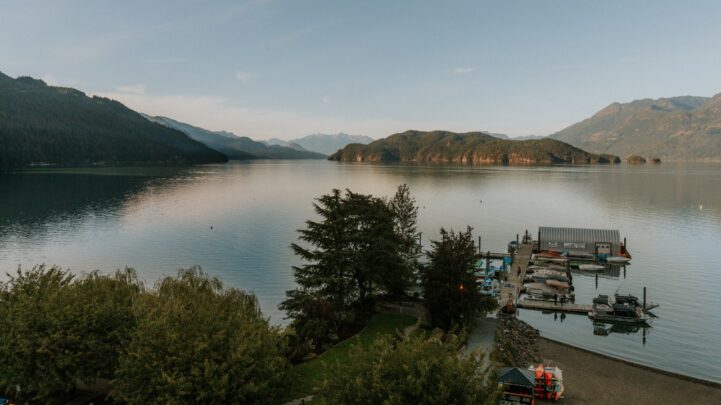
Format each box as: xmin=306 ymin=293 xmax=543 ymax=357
xmin=579 ymin=264 xmax=605 ymax=271
xmin=606 ymin=256 xmax=631 ymax=264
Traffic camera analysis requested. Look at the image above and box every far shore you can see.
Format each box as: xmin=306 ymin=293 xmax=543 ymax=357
xmin=538 ymin=337 xmax=721 ymax=404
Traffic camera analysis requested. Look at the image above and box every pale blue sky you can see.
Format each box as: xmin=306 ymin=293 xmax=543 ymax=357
xmin=1 ymin=0 xmax=721 ymax=139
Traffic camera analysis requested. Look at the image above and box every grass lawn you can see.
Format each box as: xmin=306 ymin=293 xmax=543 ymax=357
xmin=284 ymin=313 xmax=417 ymax=401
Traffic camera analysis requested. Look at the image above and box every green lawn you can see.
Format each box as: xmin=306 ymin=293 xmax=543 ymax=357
xmin=284 ymin=313 xmax=417 ymax=401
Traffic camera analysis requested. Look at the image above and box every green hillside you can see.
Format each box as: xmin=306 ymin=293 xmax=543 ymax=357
xmin=146 ymin=116 xmax=327 ymax=160
xmin=329 ymin=130 xmax=619 ymax=165
xmin=552 ymin=95 xmax=721 ymax=161
xmin=0 ymin=72 xmax=227 ymax=168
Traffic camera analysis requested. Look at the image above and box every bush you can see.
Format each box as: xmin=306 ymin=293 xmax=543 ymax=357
xmin=315 ymin=333 xmax=494 ymax=404
xmin=112 ymin=267 xmax=289 ymax=404
xmin=0 ymin=266 xmax=140 ymax=402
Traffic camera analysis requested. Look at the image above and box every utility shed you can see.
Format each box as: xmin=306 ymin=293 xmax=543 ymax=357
xmin=538 ymin=226 xmax=621 ymax=256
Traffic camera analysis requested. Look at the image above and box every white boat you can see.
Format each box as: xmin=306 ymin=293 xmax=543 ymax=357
xmin=606 ymin=256 xmax=631 ymax=264
xmin=579 ymin=264 xmax=605 ymax=271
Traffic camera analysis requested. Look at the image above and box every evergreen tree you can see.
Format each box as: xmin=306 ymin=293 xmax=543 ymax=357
xmin=280 ymin=189 xmax=409 ymax=347
xmin=387 ymin=184 xmax=421 ymax=282
xmin=422 ymin=227 xmax=485 ymax=330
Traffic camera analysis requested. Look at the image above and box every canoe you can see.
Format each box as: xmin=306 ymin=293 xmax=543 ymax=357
xmin=606 ymin=256 xmax=631 ymax=264
xmin=579 ymin=264 xmax=605 ymax=271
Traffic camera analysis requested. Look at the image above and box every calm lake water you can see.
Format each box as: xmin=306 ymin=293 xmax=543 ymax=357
xmin=1 ymin=161 xmax=720 ymax=383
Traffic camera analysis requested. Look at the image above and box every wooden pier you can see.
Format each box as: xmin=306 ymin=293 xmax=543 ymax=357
xmin=517 ymin=300 xmax=592 ymax=314
xmin=500 ymin=242 xmax=532 ymax=307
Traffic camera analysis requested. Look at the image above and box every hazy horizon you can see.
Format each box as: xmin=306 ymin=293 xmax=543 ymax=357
xmin=2 ymin=0 xmax=721 ymax=140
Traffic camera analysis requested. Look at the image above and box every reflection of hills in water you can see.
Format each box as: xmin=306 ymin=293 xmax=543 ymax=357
xmin=0 ymin=168 xmax=190 ymax=239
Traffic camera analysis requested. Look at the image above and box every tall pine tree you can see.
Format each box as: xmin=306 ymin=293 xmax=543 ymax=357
xmin=280 ymin=189 xmax=409 ymax=346
xmin=422 ymin=227 xmax=483 ymax=330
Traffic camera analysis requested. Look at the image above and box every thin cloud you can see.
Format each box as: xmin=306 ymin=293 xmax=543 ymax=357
xmin=452 ymin=67 xmax=474 ymax=74
xmin=321 ymin=95 xmax=330 ymax=104
xmin=235 ymin=70 xmax=252 ymax=82
xmin=116 ymin=84 xmax=147 ymax=94
xmin=92 ymin=90 xmax=468 ymax=140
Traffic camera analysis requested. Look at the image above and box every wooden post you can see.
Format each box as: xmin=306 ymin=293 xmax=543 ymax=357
xmin=478 ymin=235 xmax=481 ymax=253
xmin=516 ymin=233 xmax=519 ymax=246
xmin=643 ymin=286 xmax=647 ymax=310
xmin=486 ymin=251 xmax=490 ymax=272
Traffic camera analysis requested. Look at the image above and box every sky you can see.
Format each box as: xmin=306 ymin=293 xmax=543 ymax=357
xmin=1 ymin=0 xmax=721 ymax=140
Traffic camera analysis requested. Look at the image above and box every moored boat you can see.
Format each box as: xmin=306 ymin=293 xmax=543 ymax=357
xmin=606 ymin=256 xmax=631 ymax=264
xmin=578 ymin=264 xmax=605 ymax=271
xmin=589 ymin=294 xmax=652 ymax=325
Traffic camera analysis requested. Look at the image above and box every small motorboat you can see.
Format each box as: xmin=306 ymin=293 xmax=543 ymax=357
xmin=579 ymin=264 xmax=605 ymax=271
xmin=606 ymin=256 xmax=631 ymax=264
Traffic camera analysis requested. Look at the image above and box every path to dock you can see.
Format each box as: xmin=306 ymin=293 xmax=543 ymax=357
xmin=500 ymin=242 xmax=532 ymax=307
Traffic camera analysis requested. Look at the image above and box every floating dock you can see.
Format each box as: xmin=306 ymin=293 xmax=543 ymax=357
xmin=517 ymin=300 xmax=592 ymax=314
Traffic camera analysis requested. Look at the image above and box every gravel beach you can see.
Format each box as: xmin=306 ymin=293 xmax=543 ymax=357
xmin=538 ymin=338 xmax=721 ymax=405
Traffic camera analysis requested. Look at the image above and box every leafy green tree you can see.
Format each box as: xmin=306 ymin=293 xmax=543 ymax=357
xmin=387 ymin=184 xmax=421 ymax=281
xmin=315 ymin=333 xmax=494 ymax=404
xmin=422 ymin=227 xmax=485 ymax=329
xmin=280 ymin=189 xmax=409 ymax=347
xmin=112 ymin=267 xmax=288 ymax=404
xmin=0 ymin=266 xmax=140 ymax=402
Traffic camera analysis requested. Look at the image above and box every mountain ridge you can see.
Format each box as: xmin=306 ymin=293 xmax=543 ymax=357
xmin=552 ymin=94 xmax=721 ymax=161
xmin=144 ymin=116 xmax=326 ymax=160
xmin=0 ymin=72 xmax=227 ymax=168
xmin=264 ymin=133 xmax=374 ymax=155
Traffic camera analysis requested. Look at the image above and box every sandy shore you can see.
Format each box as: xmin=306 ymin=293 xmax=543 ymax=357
xmin=538 ymin=338 xmax=721 ymax=404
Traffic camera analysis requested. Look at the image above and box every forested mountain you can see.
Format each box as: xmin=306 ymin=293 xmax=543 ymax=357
xmin=145 ymin=116 xmax=327 ymax=160
xmin=552 ymin=95 xmax=721 ymax=161
xmin=265 ymin=133 xmax=374 ymax=155
xmin=329 ymin=130 xmax=618 ymax=165
xmin=0 ymin=72 xmax=227 ymax=168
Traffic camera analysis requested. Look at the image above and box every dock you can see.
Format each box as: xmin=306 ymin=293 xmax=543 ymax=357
xmin=517 ymin=300 xmax=592 ymax=314
xmin=500 ymin=242 xmax=532 ymax=307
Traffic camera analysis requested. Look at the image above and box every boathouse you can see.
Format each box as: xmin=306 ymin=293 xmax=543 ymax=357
xmin=538 ymin=226 xmax=621 ymax=256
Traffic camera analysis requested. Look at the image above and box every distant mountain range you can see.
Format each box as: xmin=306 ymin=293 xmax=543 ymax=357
xmin=552 ymin=95 xmax=721 ymax=161
xmin=264 ymin=133 xmax=374 ymax=155
xmin=329 ymin=130 xmax=619 ymax=165
xmin=0 ymin=72 xmax=227 ymax=168
xmin=144 ymin=116 xmax=326 ymax=160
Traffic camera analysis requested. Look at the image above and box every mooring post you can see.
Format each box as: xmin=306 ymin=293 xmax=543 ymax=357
xmin=643 ymin=286 xmax=647 ymax=310
xmin=478 ymin=235 xmax=481 ymax=253
xmin=516 ymin=233 xmax=519 ymax=246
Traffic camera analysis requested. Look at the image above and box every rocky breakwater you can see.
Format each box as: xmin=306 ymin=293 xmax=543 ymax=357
xmin=494 ymin=312 xmax=541 ymax=367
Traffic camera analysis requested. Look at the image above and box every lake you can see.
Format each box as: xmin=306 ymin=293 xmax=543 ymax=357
xmin=1 ymin=161 xmax=720 ymax=383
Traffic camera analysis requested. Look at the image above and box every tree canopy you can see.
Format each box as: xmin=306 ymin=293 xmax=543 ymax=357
xmin=315 ymin=333 xmax=495 ymax=405
xmin=0 ymin=265 xmax=288 ymax=404
xmin=422 ymin=227 xmax=496 ymax=330
xmin=280 ymin=187 xmax=415 ymax=350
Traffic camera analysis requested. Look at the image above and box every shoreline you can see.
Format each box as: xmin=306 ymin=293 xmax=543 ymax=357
xmin=539 ymin=336 xmax=721 ymax=388
xmin=538 ymin=337 xmax=721 ymax=404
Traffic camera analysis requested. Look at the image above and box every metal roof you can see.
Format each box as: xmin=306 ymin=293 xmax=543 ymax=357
xmin=539 ymin=226 xmax=620 ymax=243
xmin=497 ymin=367 xmax=536 ymax=387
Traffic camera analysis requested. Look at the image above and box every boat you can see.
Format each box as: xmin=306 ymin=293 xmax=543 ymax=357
xmin=563 ymin=251 xmax=596 ymax=260
xmin=606 ymin=256 xmax=631 ymax=264
xmin=588 ymin=294 xmax=651 ymax=325
xmin=578 ymin=264 xmax=605 ymax=271
xmin=531 ymin=269 xmax=569 ymax=283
